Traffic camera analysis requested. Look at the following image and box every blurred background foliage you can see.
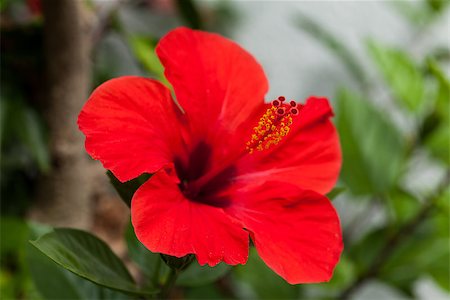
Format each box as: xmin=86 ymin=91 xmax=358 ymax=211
xmin=0 ymin=0 xmax=449 ymax=299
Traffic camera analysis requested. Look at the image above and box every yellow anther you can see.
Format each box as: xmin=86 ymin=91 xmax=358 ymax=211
xmin=246 ymin=102 xmax=298 ymax=153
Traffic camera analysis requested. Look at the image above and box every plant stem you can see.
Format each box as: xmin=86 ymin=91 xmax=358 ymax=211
xmin=160 ymin=268 xmax=179 ymax=299
xmin=338 ymin=169 xmax=450 ymax=300
xmin=152 ymin=256 xmax=162 ymax=287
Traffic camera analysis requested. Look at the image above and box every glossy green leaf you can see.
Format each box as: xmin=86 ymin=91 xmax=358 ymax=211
xmin=30 ymin=228 xmax=156 ymax=295
xmin=107 ymin=171 xmax=151 ymax=208
xmin=23 ymin=222 xmax=130 ymax=299
xmin=336 ymin=89 xmax=406 ymax=195
xmin=27 ymin=243 xmax=131 ymax=300
xmin=27 ymin=243 xmax=90 ymax=300
xmin=367 ymin=41 xmax=427 ymax=113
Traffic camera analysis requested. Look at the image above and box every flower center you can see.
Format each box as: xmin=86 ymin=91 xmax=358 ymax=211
xmin=177 ymin=97 xmax=302 ymax=207
xmin=174 ymin=141 xmax=234 ymax=208
xmin=246 ymin=96 xmax=302 ymax=153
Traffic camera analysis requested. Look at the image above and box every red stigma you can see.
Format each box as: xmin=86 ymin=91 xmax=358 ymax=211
xmin=290 ymin=100 xmax=297 ymax=107
xmin=290 ymin=107 xmax=299 ymax=116
xmin=272 ymin=99 xmax=281 ymax=107
xmin=276 ymin=107 xmax=286 ymax=116
xmin=278 ymin=96 xmax=286 ymax=102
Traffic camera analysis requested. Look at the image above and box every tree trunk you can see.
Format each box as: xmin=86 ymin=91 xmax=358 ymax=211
xmin=30 ymin=0 xmax=93 ymax=229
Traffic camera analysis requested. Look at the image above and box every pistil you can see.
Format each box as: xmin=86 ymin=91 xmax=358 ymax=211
xmin=188 ymin=96 xmax=302 ymax=194
xmin=246 ymin=96 xmax=301 ymax=153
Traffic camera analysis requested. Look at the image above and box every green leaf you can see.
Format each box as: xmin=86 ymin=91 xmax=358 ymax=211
xmin=294 ymin=12 xmax=368 ymax=90
xmin=27 ymin=244 xmax=131 ymax=299
xmin=349 ymin=227 xmax=389 ymax=273
xmin=367 ymin=41 xmax=427 ymax=113
xmin=429 ymin=59 xmax=450 ymax=122
xmin=174 ymin=0 xmax=203 ymax=30
xmin=353 ymin=202 xmax=450 ymax=294
xmin=93 ymin=32 xmax=143 ymax=86
xmin=436 ymin=185 xmax=450 ymax=213
xmin=185 ymin=284 xmax=227 ymax=299
xmin=424 ymin=60 xmax=450 ymax=165
xmin=336 ymin=89 xmax=406 ymax=195
xmin=380 ymin=219 xmax=450 ymax=292
xmin=128 ymin=35 xmax=167 ymax=84
xmin=107 ymin=171 xmax=151 ymax=207
xmin=386 ymin=189 xmax=421 ymax=224
xmin=178 ymin=262 xmax=231 ymax=287
xmin=327 ymin=187 xmax=346 ymax=201
xmin=390 ymin=0 xmax=448 ymax=27
xmin=125 ymin=221 xmax=169 ymax=281
xmin=0 ymin=217 xmax=36 ymax=300
xmin=425 ymin=121 xmax=450 ymax=165
xmin=233 ymin=248 xmax=299 ymax=299
xmin=16 ymin=108 xmax=50 ymax=172
xmin=0 ymin=90 xmax=50 ymax=172
xmin=0 ymin=217 xmax=28 ymax=256
xmin=30 ymin=228 xmax=156 ymax=295
xmin=24 ymin=223 xmax=130 ymax=299
xmin=27 ymin=244 xmax=96 ymax=299
xmin=126 ymin=221 xmax=231 ymax=287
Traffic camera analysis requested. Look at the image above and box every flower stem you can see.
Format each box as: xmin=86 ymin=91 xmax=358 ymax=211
xmin=160 ymin=268 xmax=179 ymax=299
xmin=151 ymin=256 xmax=162 ymax=287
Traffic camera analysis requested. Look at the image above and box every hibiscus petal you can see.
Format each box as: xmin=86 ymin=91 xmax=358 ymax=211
xmin=236 ymin=97 xmax=341 ymax=194
xmin=78 ymin=76 xmax=185 ymax=182
xmin=226 ymin=182 xmax=343 ymax=284
xmin=156 ymin=27 xmax=268 ymax=139
xmin=131 ymin=169 xmax=249 ymax=266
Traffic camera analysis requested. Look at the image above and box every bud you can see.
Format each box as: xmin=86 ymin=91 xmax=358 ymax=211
xmin=161 ymin=254 xmax=195 ymax=271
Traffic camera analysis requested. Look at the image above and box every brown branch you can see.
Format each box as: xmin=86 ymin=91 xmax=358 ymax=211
xmin=29 ymin=0 xmax=94 ymax=229
xmin=339 ymin=170 xmax=450 ymax=300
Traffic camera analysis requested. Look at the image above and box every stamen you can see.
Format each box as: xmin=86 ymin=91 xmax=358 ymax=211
xmin=290 ymin=107 xmax=299 ymax=116
xmin=271 ymin=99 xmax=281 ymax=107
xmin=276 ymin=107 xmax=286 ymax=116
xmin=246 ymin=97 xmax=302 ymax=153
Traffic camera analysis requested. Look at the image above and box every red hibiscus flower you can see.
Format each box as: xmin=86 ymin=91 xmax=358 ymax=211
xmin=78 ymin=27 xmax=343 ymax=284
